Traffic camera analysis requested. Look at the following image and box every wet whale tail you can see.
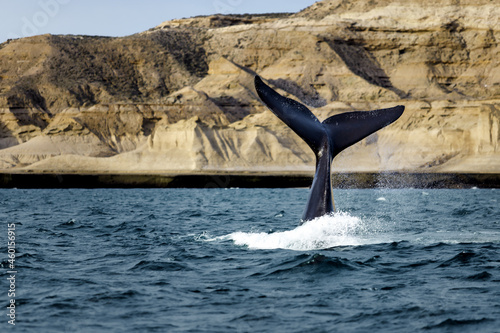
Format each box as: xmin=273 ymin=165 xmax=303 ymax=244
xmin=254 ymin=75 xmax=404 ymax=222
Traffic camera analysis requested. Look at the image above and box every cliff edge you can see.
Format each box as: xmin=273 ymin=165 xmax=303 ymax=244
xmin=0 ymin=0 xmax=499 ymax=174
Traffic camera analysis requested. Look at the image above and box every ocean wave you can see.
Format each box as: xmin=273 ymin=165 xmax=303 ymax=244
xmin=266 ymin=253 xmax=359 ymax=276
xmin=130 ymin=260 xmax=188 ymax=272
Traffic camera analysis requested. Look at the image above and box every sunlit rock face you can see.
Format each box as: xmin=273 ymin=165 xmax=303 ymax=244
xmin=0 ymin=0 xmax=499 ymax=173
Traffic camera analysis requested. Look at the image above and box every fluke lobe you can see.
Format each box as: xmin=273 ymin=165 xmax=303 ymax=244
xmin=254 ymin=75 xmax=404 ymax=223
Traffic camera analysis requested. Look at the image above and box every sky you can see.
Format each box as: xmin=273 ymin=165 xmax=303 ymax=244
xmin=0 ymin=0 xmax=318 ymax=43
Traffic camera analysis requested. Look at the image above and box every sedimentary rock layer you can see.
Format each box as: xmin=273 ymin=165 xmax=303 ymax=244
xmin=0 ymin=0 xmax=498 ymax=173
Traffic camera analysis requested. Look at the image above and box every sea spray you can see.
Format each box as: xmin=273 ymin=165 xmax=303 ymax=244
xmin=215 ymin=211 xmax=385 ymax=250
xmin=4 ymin=188 xmax=500 ymax=332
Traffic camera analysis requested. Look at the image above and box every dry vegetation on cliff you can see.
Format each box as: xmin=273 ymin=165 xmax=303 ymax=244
xmin=0 ymin=0 xmax=498 ymax=174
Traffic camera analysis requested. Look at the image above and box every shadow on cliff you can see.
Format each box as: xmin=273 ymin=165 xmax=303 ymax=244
xmin=218 ymin=58 xmax=328 ymax=112
xmin=206 ymin=59 xmax=264 ymax=122
xmin=268 ymin=78 xmax=327 ymax=108
xmin=5 ymin=86 xmax=51 ymax=130
xmin=325 ymin=37 xmax=407 ymax=99
xmin=0 ymin=119 xmax=15 ymax=150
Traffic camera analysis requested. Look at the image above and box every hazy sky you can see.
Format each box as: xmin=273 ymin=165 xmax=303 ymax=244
xmin=0 ymin=0 xmax=317 ymax=43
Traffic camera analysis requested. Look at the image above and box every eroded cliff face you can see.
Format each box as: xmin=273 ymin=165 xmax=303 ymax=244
xmin=0 ymin=0 xmax=499 ymax=174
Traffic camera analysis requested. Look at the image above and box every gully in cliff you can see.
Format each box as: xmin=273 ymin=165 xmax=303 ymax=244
xmin=254 ymin=76 xmax=405 ymax=224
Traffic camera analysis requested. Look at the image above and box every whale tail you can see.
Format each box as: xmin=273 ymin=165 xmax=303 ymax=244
xmin=254 ymin=75 xmax=404 ymax=159
xmin=254 ymin=75 xmax=404 ymax=222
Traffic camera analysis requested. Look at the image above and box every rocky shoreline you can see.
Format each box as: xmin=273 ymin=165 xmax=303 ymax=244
xmin=1 ymin=172 xmax=499 ymax=189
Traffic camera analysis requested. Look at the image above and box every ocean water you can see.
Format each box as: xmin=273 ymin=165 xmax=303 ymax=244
xmin=1 ymin=188 xmax=499 ymax=332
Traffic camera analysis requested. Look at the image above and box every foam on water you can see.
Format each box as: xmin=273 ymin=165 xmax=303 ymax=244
xmin=215 ymin=211 xmax=387 ymax=251
xmin=4 ymin=188 xmax=500 ymax=332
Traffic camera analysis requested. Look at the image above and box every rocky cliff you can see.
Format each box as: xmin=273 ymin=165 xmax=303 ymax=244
xmin=0 ymin=0 xmax=499 ymax=174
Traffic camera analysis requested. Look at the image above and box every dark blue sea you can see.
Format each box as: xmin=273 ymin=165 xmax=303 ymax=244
xmin=1 ymin=188 xmax=500 ymax=332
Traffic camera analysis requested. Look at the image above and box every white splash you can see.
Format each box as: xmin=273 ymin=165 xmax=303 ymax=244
xmin=376 ymin=197 xmax=387 ymax=201
xmin=213 ymin=212 xmax=384 ymax=251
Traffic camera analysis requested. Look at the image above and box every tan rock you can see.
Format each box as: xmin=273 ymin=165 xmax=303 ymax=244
xmin=0 ymin=0 xmax=499 ymax=174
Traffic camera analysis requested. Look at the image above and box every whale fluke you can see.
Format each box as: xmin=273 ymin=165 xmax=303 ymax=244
xmin=254 ymin=75 xmax=404 ymax=223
